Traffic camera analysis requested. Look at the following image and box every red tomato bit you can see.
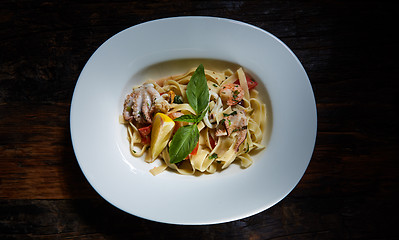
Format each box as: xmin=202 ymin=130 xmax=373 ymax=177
xmin=138 ymin=125 xmax=151 ymax=145
xmin=234 ymin=75 xmax=258 ymax=90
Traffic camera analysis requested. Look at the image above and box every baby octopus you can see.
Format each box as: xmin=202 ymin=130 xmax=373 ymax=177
xmin=123 ymin=84 xmax=169 ymax=124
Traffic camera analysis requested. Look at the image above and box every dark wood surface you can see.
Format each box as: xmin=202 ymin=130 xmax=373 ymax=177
xmin=1 ymin=1 xmax=398 ymax=239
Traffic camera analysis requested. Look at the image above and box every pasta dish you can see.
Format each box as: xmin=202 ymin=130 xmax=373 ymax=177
xmin=120 ymin=64 xmax=267 ymax=175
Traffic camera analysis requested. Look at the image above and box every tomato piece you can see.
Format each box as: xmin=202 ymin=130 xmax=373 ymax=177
xmin=184 ymin=142 xmax=199 ymax=160
xmin=141 ymin=136 xmax=150 ymax=145
xmin=191 ymin=142 xmax=199 ymax=155
xmin=234 ymin=75 xmax=258 ymax=90
xmin=246 ymin=76 xmax=258 ymax=89
xmin=138 ymin=125 xmax=151 ymax=136
xmin=138 ymin=125 xmax=151 ymax=144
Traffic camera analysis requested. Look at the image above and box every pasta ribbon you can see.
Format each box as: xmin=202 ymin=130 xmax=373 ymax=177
xmin=122 ymin=66 xmax=267 ymax=175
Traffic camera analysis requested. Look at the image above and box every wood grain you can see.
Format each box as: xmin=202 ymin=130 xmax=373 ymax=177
xmin=0 ymin=103 xmax=98 ymax=199
xmin=1 ymin=0 xmax=398 ymax=239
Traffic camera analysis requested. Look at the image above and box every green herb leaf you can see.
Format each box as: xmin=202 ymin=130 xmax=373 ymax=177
xmin=186 ymin=64 xmax=209 ymax=115
xmin=174 ymin=106 xmax=209 ymax=125
xmin=196 ymin=106 xmax=209 ymax=124
xmin=208 ymin=153 xmax=218 ymax=159
xmin=169 ymin=124 xmax=199 ymax=164
xmin=245 ymin=143 xmax=250 ymax=153
xmin=223 ymin=111 xmax=237 ymax=117
xmin=173 ymin=114 xmax=198 ymax=123
xmin=169 ymin=64 xmax=210 ymax=164
xmin=173 ymin=95 xmax=183 ymax=104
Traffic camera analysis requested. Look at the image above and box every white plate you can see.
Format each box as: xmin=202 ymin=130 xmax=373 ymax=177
xmin=70 ymin=16 xmax=317 ymax=225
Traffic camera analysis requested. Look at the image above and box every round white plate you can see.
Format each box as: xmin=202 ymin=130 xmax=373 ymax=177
xmin=70 ymin=16 xmax=317 ymax=225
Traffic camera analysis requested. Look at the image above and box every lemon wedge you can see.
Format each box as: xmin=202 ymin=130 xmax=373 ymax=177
xmin=150 ymin=113 xmax=175 ymax=161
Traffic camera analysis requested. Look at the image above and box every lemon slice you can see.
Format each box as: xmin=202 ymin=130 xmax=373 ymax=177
xmin=150 ymin=113 xmax=175 ymax=161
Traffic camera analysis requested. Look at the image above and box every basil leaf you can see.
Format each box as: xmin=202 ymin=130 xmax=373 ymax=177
xmin=186 ymin=64 xmax=209 ymax=115
xmin=169 ymin=124 xmax=199 ymax=164
xmin=173 ymin=114 xmax=198 ymax=123
xmin=195 ymin=106 xmax=209 ymax=124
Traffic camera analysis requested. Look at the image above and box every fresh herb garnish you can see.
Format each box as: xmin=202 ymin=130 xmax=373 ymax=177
xmin=233 ymin=90 xmax=239 ymax=99
xmin=173 ymin=114 xmax=198 ymax=123
xmin=174 ymin=106 xmax=208 ymax=124
xmin=169 ymin=125 xmax=199 ymax=164
xmin=232 ymin=125 xmax=248 ymax=133
xmin=173 ymin=95 xmax=183 ymax=104
xmin=208 ymin=153 xmax=218 ymax=159
xmin=245 ymin=143 xmax=250 ymax=153
xmin=223 ymin=111 xmax=237 ymax=117
xmin=197 ymin=106 xmax=208 ymax=123
xmin=186 ymin=64 xmax=209 ymax=114
xmin=169 ymin=64 xmax=209 ymax=164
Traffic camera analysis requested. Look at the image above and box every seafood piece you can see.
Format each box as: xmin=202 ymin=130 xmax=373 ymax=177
xmin=123 ymin=84 xmax=169 ymax=124
xmin=168 ymin=111 xmax=184 ymax=119
xmin=161 ymin=90 xmax=176 ymax=104
xmin=215 ymin=124 xmax=227 ymax=137
xmin=123 ymin=92 xmax=136 ymax=122
xmin=219 ymin=83 xmax=244 ymax=106
xmin=222 ymin=109 xmax=248 ymax=151
xmin=204 ymin=90 xmax=223 ymax=129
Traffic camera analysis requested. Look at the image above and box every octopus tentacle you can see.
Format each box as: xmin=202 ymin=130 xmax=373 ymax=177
xmin=132 ymin=89 xmax=144 ymax=123
xmin=123 ymin=92 xmax=135 ymax=122
xmin=141 ymin=90 xmax=153 ymax=123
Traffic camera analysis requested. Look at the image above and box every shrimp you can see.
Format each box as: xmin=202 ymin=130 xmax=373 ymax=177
xmin=123 ymin=84 xmax=169 ymax=124
xmin=219 ymin=83 xmax=244 ymax=106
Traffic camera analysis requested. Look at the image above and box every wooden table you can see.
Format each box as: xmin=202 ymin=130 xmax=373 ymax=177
xmin=1 ymin=1 xmax=397 ymax=239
